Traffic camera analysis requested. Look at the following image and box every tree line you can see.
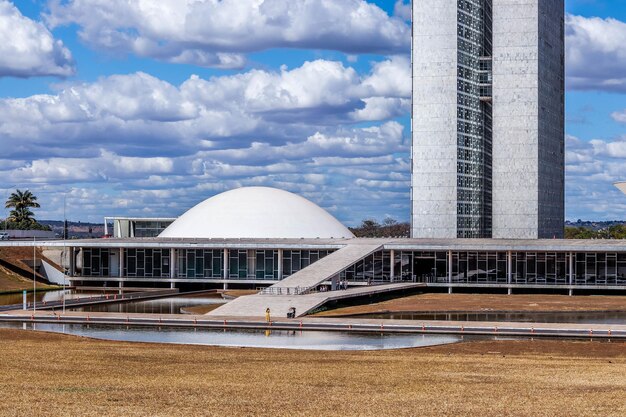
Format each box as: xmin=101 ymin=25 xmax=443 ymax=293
xmin=352 ymin=221 xmax=626 ymax=240
xmin=349 ymin=218 xmax=410 ymax=238
xmin=565 ymin=225 xmax=626 ymax=240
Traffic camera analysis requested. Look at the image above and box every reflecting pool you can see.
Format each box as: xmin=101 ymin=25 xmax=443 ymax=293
xmin=351 ymin=311 xmax=626 ymax=325
xmin=69 ymin=295 xmax=226 ymax=315
xmin=0 ymin=322 xmax=461 ymax=351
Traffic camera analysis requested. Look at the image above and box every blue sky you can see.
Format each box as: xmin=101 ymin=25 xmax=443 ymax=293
xmin=0 ymin=0 xmax=625 ymax=226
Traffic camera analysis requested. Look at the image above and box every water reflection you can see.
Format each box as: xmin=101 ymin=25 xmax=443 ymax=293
xmin=0 ymin=322 xmax=460 ymax=351
xmin=352 ymin=311 xmax=626 ymax=324
xmin=70 ymin=296 xmax=226 ymax=315
xmin=0 ymin=289 xmax=102 ymax=306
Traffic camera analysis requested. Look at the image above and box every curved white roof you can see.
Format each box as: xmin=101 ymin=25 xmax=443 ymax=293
xmin=159 ymin=187 xmax=354 ymax=239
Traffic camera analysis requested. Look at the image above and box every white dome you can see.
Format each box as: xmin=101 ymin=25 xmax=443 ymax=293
xmin=159 ymin=187 xmax=354 ymax=239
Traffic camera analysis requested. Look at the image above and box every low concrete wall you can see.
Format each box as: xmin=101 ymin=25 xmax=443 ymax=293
xmin=4 ymin=230 xmax=56 ymax=239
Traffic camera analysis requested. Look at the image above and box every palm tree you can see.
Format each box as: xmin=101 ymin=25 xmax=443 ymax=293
xmin=5 ymin=189 xmax=40 ymax=224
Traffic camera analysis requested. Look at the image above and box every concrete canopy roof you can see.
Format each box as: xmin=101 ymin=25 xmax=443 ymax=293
xmin=158 ymin=187 xmax=355 ymax=239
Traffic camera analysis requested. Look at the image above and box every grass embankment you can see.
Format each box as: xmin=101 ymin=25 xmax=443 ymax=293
xmin=0 ymin=328 xmax=625 ymax=416
xmin=0 ymin=247 xmax=60 ymax=293
xmin=315 ymin=293 xmax=626 ymax=317
xmin=0 ymin=265 xmax=58 ymax=294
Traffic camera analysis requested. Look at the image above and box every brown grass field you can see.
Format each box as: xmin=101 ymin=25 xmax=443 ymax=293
xmin=316 ymin=293 xmax=626 ymax=317
xmin=0 ymin=328 xmax=625 ymax=416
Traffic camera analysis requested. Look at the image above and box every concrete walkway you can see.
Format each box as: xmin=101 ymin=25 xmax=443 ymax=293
xmin=3 ymin=310 xmax=626 ymax=339
xmin=208 ymin=282 xmax=424 ymax=318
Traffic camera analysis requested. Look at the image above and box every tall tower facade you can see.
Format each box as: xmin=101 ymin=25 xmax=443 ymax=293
xmin=411 ymin=0 xmax=564 ymax=239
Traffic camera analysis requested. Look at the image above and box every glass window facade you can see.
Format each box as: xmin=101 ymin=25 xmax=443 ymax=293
xmin=340 ymin=251 xmax=392 ymax=283
xmin=134 ymin=221 xmax=173 ymax=238
xmin=282 ymin=250 xmax=332 ymax=278
xmin=456 ymin=0 xmax=493 ymax=238
xmin=125 ymin=248 xmax=170 ymax=277
xmin=451 ymin=251 xmax=506 ymax=283
xmin=77 ymin=246 xmax=626 ymax=288
xmin=176 ymin=249 xmax=223 ymax=279
xmin=82 ymin=248 xmax=110 ymax=277
xmin=392 ymin=251 xmax=448 ymax=283
xmin=228 ymin=249 xmax=255 ymax=279
xmin=255 ymin=250 xmax=280 ymax=280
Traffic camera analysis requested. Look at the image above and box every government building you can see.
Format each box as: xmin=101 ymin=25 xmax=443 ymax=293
xmin=2 ymin=1 xmax=620 ymax=302
xmin=3 ymin=187 xmax=626 ymax=297
xmin=411 ymin=0 xmax=565 ymax=239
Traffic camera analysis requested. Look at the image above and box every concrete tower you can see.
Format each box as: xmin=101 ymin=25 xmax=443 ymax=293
xmin=411 ymin=0 xmax=564 ymax=239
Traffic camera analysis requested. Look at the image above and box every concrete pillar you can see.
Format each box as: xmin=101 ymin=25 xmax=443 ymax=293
xmin=507 ymin=251 xmax=512 ymax=284
xmin=223 ymin=282 xmax=228 ymax=290
xmin=119 ymin=248 xmax=125 ymax=278
xmin=507 ymin=287 xmax=512 ymax=295
xmin=568 ymin=288 xmax=573 ymax=296
xmin=118 ymin=279 xmax=124 ymax=294
xmin=277 ymin=249 xmax=283 ymax=280
xmin=390 ymin=250 xmax=395 ymax=282
xmin=448 ymin=286 xmax=453 ymax=294
xmin=69 ymin=247 xmax=76 ymax=276
xmin=569 ymin=252 xmax=574 ymax=286
xmin=447 ymin=250 xmax=452 ymax=285
xmin=169 ymin=248 xmax=176 ymax=279
xmin=223 ymin=249 xmax=229 ymax=280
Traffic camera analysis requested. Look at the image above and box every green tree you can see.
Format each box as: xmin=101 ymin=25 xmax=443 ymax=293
xmin=350 ymin=218 xmax=410 ymax=238
xmin=5 ymin=189 xmax=40 ymax=225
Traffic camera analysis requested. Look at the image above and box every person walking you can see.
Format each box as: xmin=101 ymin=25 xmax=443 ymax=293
xmin=265 ymin=307 xmax=271 ymax=323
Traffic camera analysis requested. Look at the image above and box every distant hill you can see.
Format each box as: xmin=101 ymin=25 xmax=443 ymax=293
xmin=564 ymin=219 xmax=626 ymax=231
xmin=39 ymin=220 xmax=105 ymax=239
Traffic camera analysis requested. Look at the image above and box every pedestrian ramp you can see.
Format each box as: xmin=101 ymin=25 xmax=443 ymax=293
xmin=273 ymin=242 xmax=383 ymax=289
xmin=209 ymin=242 xmax=383 ymax=317
xmin=207 ymin=282 xmax=425 ymax=318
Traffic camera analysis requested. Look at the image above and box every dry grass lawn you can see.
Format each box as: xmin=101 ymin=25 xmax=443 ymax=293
xmin=316 ymin=293 xmax=626 ymax=317
xmin=0 ymin=328 xmax=625 ymax=416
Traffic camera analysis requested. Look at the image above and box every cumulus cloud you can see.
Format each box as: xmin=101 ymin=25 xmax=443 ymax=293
xmin=566 ymin=134 xmax=626 ymax=220
xmin=393 ymin=1 xmax=411 ymax=21
xmin=2 ymin=123 xmax=410 ymax=224
xmin=0 ymin=58 xmax=410 ymax=159
xmin=45 ymin=0 xmax=410 ymax=68
xmin=0 ymin=58 xmax=411 ymax=224
xmin=566 ymin=14 xmax=626 ymax=92
xmin=0 ymin=0 xmax=74 ymax=77
xmin=611 ymin=110 xmax=626 ymax=124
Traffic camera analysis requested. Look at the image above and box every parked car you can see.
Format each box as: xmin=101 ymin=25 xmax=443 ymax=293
xmin=0 ymin=232 xmax=9 ymax=240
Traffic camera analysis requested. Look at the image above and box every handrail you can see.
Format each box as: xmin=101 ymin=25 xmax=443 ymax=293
xmin=259 ymin=286 xmax=312 ymax=296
